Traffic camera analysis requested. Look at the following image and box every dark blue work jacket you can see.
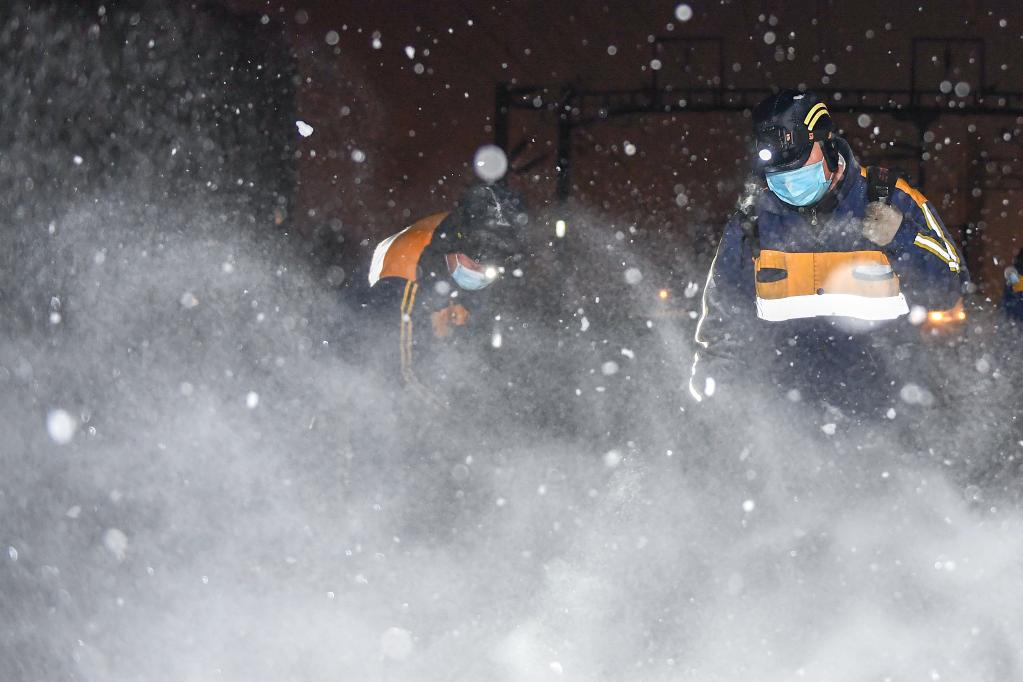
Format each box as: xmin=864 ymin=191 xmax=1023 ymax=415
xmin=690 ymin=138 xmax=967 ymax=415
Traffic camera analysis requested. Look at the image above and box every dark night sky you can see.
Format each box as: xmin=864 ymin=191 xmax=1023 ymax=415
xmin=220 ymin=0 xmax=1022 ymax=292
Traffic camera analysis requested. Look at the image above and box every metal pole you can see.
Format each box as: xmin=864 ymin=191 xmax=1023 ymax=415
xmin=556 ymin=115 xmax=572 ymax=201
xmin=556 ymin=88 xmax=574 ymax=201
xmin=494 ymin=82 xmax=510 ymax=150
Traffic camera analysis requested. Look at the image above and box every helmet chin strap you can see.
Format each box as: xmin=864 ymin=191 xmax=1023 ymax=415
xmin=821 ymin=134 xmax=840 ymax=174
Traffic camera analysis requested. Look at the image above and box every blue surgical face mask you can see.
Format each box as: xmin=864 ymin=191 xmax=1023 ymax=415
xmin=766 ymin=159 xmax=831 ymax=207
xmin=451 ymin=262 xmax=495 ymax=290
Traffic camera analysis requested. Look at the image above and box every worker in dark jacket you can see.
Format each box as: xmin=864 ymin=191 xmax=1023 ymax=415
xmin=363 ymin=181 xmax=527 ymax=405
xmin=1003 ymin=248 xmax=1023 ymax=322
xmin=689 ymin=89 xmax=968 ymax=420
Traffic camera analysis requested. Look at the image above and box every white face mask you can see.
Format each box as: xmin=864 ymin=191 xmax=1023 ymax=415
xmin=446 ymin=254 xmax=497 ymax=291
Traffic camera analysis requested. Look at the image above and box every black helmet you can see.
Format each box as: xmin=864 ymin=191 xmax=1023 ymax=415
xmin=752 ymin=89 xmax=838 ymax=173
xmin=448 ymin=181 xmax=527 ymax=261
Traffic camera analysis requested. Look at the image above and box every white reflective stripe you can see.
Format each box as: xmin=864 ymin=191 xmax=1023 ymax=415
xmin=689 ymin=240 xmax=729 ymax=402
xmin=914 ymin=233 xmax=951 ymax=261
xmin=919 ymin=203 xmax=960 ymax=270
xmin=914 ymin=234 xmax=960 ymax=272
xmin=756 ymin=293 xmax=909 ymax=321
xmin=687 ymin=353 xmax=704 ymax=402
xmin=367 ymin=225 xmax=414 ymax=286
xmin=693 ymin=239 xmax=726 ymax=350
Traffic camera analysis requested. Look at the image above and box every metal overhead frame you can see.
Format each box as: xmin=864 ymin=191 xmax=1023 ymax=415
xmin=494 ymin=36 xmax=1023 ymax=202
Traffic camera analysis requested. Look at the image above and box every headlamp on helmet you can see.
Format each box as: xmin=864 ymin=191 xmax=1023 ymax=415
xmin=751 ymin=90 xmax=838 ymax=174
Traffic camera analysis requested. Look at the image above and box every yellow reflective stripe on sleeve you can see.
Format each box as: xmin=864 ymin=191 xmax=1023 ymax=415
xmin=919 ymin=202 xmax=961 ymax=269
xmin=894 ymin=179 xmax=961 ymax=273
xmin=913 ymin=234 xmax=960 ymax=272
xmin=803 ymin=103 xmax=827 ymax=125
xmin=398 ymin=281 xmax=417 ymax=382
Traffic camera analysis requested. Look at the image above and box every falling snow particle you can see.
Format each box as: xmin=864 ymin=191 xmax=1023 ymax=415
xmin=473 ymin=144 xmax=508 ymax=183
xmin=674 ymin=4 xmax=693 ymax=22
xmin=246 ymin=391 xmax=260 ymax=409
xmin=623 ymin=141 xmax=637 ymax=156
xmin=351 ymin=149 xmax=366 ymax=163
xmin=908 ymin=305 xmax=928 ymax=326
xmin=47 ymin=409 xmax=77 ymax=444
xmin=624 ymin=267 xmax=643 ymax=284
xmin=325 ymin=30 xmax=340 ymax=46
xmin=603 ymin=450 xmax=623 ymax=468
xmin=73 ymin=155 xmax=83 ymax=166
xmin=857 ymin=113 xmax=872 ymax=128
xmin=180 ymin=292 xmax=199 ymax=308
xmin=684 ymin=281 xmax=700 ymax=298
xmin=550 ymin=662 xmax=564 ymax=675
xmin=601 ymin=361 xmax=619 ymax=376
xmin=451 ymin=464 xmax=469 ymax=482
xmin=371 ymin=31 xmax=382 ymax=49
xmin=824 ymin=63 xmax=837 ymax=75
xmin=296 ymin=120 xmax=314 ymax=137
xmin=103 ymin=528 xmax=128 ymax=561
xmin=821 ymin=423 xmax=837 ymax=436
xmin=607 ymin=45 xmax=617 ymax=56
xmin=404 ymin=45 xmax=415 ymax=59
xmin=763 ymin=31 xmax=776 ymax=45
xmin=742 ymin=499 xmax=755 ymax=512
xmin=8 ymin=546 xmax=18 ymax=561
xmin=954 ymin=81 xmax=971 ymax=97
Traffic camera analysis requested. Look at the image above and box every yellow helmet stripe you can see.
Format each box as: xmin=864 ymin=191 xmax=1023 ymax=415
xmin=802 ymin=102 xmax=827 ymax=125
xmin=807 ymin=108 xmax=830 ymax=131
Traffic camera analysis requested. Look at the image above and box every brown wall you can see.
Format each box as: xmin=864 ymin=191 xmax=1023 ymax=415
xmin=221 ymin=0 xmax=1022 ymax=292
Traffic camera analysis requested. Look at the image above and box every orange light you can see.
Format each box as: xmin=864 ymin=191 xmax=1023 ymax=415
xmin=658 ymin=289 xmax=670 ymax=300
xmin=928 ymin=311 xmax=944 ymax=323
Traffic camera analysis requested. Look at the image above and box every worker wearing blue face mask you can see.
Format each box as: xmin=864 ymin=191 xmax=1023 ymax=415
xmin=362 ymin=180 xmax=528 ymax=401
xmin=689 ymin=89 xmax=968 ymax=423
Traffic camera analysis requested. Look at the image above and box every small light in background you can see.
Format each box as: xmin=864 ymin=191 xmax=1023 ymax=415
xmin=555 ymin=219 xmax=567 ymax=238
xmin=658 ymin=289 xmax=670 ymax=300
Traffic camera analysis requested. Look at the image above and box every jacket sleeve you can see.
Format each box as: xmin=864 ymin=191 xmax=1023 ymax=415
xmin=886 ymin=183 xmax=967 ymax=311
xmin=688 ymin=215 xmax=758 ymax=402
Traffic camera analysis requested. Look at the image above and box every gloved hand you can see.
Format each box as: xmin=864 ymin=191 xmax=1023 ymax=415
xmin=1005 ymin=266 xmax=1020 ymax=286
xmin=862 ymin=201 xmax=903 ymax=246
